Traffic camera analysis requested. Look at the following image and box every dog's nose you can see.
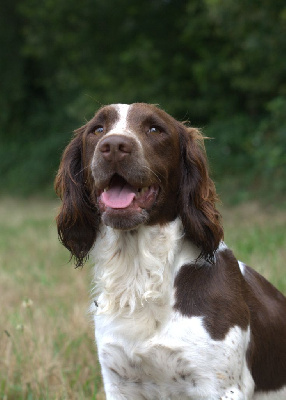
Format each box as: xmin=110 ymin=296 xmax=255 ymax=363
xmin=99 ymin=135 xmax=133 ymax=162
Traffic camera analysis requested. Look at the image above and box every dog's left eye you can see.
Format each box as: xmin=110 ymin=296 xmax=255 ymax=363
xmin=148 ymin=126 xmax=161 ymax=134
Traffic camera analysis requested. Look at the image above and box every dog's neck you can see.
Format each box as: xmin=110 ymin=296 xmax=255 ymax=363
xmin=91 ymin=218 xmax=200 ymax=338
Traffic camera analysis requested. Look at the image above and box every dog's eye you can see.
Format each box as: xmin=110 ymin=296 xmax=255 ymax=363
xmin=94 ymin=126 xmax=104 ymax=134
xmin=148 ymin=126 xmax=161 ymax=134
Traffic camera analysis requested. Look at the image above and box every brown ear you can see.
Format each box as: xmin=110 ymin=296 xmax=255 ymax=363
xmin=54 ymin=127 xmax=99 ymax=267
xmin=178 ymin=125 xmax=223 ymax=263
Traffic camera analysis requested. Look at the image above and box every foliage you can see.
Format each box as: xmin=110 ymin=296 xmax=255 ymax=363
xmin=1 ymin=0 xmax=285 ymax=198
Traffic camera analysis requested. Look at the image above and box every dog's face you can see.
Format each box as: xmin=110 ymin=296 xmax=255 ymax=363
xmin=84 ymin=103 xmax=181 ymax=230
xmin=55 ymin=103 xmax=223 ymax=266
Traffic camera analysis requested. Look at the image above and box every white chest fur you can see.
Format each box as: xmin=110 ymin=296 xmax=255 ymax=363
xmin=90 ymin=220 xmax=254 ymax=399
xmin=91 ymin=219 xmax=199 ymax=338
xmin=94 ymin=313 xmax=253 ymax=400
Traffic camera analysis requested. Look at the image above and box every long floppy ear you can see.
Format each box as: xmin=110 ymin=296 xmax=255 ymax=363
xmin=178 ymin=125 xmax=223 ymax=263
xmin=54 ymin=127 xmax=99 ymax=267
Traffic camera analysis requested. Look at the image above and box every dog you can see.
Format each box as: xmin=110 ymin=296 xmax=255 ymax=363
xmin=55 ymin=103 xmax=286 ymax=399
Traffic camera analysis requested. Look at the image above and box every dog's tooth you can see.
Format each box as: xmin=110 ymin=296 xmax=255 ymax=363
xmin=136 ymin=186 xmax=149 ymax=197
xmin=140 ymin=187 xmax=148 ymax=195
xmin=104 ymin=187 xmax=109 ymax=192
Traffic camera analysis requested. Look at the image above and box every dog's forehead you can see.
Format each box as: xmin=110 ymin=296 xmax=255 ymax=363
xmin=96 ymin=103 xmax=173 ymax=129
xmin=111 ymin=104 xmax=132 ymax=133
xmin=91 ymin=103 xmax=179 ymax=142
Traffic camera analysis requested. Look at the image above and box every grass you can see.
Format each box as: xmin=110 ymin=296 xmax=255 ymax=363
xmin=0 ymin=197 xmax=285 ymax=399
xmin=0 ymin=198 xmax=102 ymax=400
xmin=221 ymin=201 xmax=286 ymax=293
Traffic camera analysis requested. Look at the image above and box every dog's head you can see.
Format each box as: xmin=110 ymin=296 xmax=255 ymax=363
xmin=55 ymin=103 xmax=223 ymax=266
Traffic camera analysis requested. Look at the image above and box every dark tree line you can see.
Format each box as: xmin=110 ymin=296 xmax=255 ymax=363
xmin=1 ymin=0 xmax=285 ymax=198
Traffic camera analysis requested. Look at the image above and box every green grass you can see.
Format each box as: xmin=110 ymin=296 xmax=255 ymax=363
xmin=221 ymin=201 xmax=286 ymax=293
xmin=0 ymin=198 xmax=103 ymax=400
xmin=0 ymin=198 xmax=285 ymax=399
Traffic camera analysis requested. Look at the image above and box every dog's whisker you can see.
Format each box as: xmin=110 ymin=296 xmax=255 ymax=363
xmin=74 ymin=165 xmax=89 ymax=177
xmin=142 ymin=166 xmax=163 ymax=183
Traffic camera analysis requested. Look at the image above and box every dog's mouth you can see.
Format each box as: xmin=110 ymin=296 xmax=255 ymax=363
xmin=98 ymin=174 xmax=159 ymax=212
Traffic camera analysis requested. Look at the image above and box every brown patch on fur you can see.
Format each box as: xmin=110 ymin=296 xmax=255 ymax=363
xmin=178 ymin=125 xmax=223 ymax=262
xmin=244 ymin=265 xmax=286 ymax=391
xmin=54 ymin=128 xmax=100 ymax=267
xmin=174 ymin=249 xmax=286 ymax=392
xmin=174 ymin=249 xmax=249 ymax=340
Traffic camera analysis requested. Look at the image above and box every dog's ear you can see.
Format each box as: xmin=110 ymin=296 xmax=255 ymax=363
xmin=178 ymin=124 xmax=223 ymax=262
xmin=55 ymin=125 xmax=99 ymax=267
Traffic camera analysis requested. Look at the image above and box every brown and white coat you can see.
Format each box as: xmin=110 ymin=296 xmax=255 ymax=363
xmin=55 ymin=103 xmax=286 ymax=400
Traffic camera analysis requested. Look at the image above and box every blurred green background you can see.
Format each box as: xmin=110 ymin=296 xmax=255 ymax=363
xmin=1 ymin=0 xmax=286 ymax=201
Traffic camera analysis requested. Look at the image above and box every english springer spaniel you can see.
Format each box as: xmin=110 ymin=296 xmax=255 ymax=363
xmin=55 ymin=103 xmax=286 ymax=400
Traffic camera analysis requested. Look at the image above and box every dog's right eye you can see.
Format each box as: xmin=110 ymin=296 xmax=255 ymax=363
xmin=94 ymin=126 xmax=104 ymax=134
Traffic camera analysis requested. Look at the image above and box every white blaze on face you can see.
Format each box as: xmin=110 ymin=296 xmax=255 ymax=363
xmin=108 ymin=104 xmax=132 ymax=136
xmin=105 ymin=104 xmax=143 ymax=150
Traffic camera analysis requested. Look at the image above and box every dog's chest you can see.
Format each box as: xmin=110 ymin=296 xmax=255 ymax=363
xmin=95 ymin=313 xmax=251 ymax=399
xmin=91 ymin=223 xmax=252 ymax=398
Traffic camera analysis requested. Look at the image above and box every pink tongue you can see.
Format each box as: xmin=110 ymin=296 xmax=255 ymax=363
xmin=101 ymin=181 xmax=136 ymax=209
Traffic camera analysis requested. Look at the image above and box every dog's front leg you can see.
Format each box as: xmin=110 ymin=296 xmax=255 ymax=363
xmin=100 ymin=365 xmax=128 ymax=400
xmin=101 ymin=366 xmax=147 ymax=400
xmin=98 ymin=347 xmax=147 ymax=400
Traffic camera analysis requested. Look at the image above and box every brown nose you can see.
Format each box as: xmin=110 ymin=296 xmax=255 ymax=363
xmin=99 ymin=135 xmax=133 ymax=162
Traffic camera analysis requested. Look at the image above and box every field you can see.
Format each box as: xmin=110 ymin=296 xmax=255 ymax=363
xmin=1 ymin=198 xmax=285 ymax=400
